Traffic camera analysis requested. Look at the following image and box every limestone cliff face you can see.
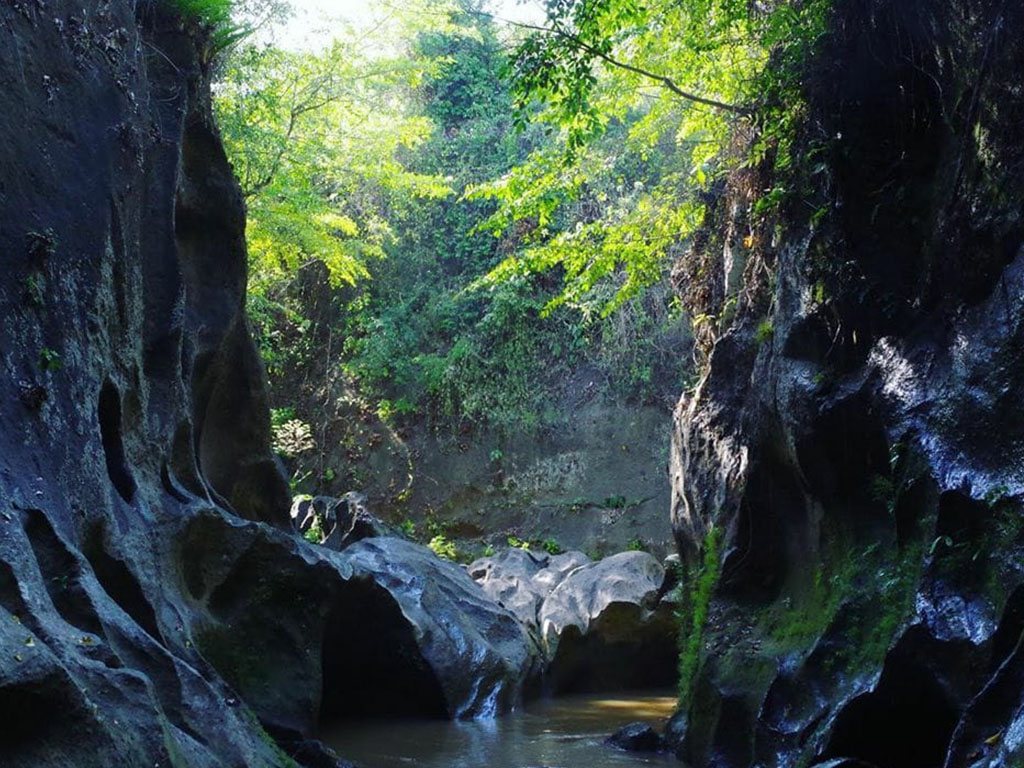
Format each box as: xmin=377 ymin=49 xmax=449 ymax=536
xmin=0 ymin=2 xmax=302 ymax=765
xmin=668 ymin=2 xmax=1024 ymax=767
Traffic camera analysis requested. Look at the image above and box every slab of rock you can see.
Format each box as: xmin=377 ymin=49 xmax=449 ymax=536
xmin=605 ymin=722 xmax=667 ymax=753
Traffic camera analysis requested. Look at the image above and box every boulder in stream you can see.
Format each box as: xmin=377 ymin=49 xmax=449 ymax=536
xmin=606 ymin=722 xmax=667 ymax=753
xmin=327 ymin=536 xmax=543 ymax=718
xmin=538 ymin=551 xmax=677 ymax=691
xmin=467 ymin=548 xmax=588 ymax=632
xmin=470 ymin=548 xmax=678 ymax=691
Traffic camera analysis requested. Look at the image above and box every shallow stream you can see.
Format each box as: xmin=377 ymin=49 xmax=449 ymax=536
xmin=322 ymin=691 xmax=678 ymax=768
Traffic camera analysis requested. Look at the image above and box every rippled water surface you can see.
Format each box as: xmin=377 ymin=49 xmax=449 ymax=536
xmin=322 ymin=691 xmax=678 ymax=768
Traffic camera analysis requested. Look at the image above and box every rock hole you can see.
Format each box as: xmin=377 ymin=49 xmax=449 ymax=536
xmin=22 ymin=509 xmax=103 ymax=636
xmin=936 ymin=490 xmax=986 ymax=545
xmin=0 ymin=561 xmax=45 ymax=640
xmin=989 ymin=584 xmax=1024 ymax=672
xmin=98 ymin=380 xmax=136 ymax=503
xmin=723 ymin=440 xmax=807 ymax=600
xmin=821 ymin=645 xmax=959 ymax=768
xmin=160 ymin=461 xmax=191 ymax=503
xmin=796 ymin=397 xmax=891 ymax=514
xmin=892 ymin=476 xmax=937 ymax=548
xmin=82 ymin=524 xmax=162 ymax=642
xmin=0 ymin=672 xmax=104 ymax=763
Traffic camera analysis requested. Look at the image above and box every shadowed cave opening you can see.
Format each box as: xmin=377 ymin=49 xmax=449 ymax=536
xmin=546 ymin=610 xmax=679 ymax=694
xmin=319 ymin=579 xmax=448 ymax=723
xmin=821 ymin=647 xmax=959 ymax=768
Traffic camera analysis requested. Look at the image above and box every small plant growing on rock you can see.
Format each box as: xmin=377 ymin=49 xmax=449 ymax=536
xmin=272 ymin=419 xmax=315 ymax=458
xmin=428 ymin=534 xmax=458 ymax=561
xmin=38 ymin=348 xmax=62 ymax=371
xmin=755 ymin=319 xmax=774 ymax=345
xmin=303 ymin=513 xmax=324 ymax=545
xmin=24 ymin=275 xmax=43 ymax=306
xmin=26 ymin=229 xmax=57 ymax=262
xmin=168 ymin=0 xmax=251 ymax=52
xmin=541 ymin=538 xmax=563 ymax=555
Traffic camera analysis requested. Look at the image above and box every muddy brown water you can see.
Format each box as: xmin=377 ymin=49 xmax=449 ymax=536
xmin=321 ymin=690 xmax=679 ymax=768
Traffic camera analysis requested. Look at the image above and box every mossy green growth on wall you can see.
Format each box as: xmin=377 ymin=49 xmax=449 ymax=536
xmin=196 ymin=625 xmax=271 ymax=698
xmin=677 ymin=526 xmax=722 ymax=708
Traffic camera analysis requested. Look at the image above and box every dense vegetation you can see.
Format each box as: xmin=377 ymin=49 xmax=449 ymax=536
xmin=212 ymin=0 xmax=726 ymax=450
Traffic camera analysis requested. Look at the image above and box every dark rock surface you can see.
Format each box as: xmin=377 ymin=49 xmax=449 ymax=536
xmin=665 ymin=2 xmax=1024 ymax=767
xmin=0 ymin=2 xmax=295 ymax=765
xmin=605 ymin=722 xmax=667 ymax=753
xmin=0 ymin=3 xmax=535 ymax=767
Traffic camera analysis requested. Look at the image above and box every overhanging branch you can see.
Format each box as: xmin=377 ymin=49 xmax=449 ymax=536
xmin=474 ymin=11 xmax=753 ymax=116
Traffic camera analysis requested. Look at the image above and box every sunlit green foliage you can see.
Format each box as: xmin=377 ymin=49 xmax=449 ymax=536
xmin=219 ymin=1 xmax=691 ymax=435
xmin=216 ymin=39 xmax=451 ymax=295
xmin=167 ymin=0 xmax=285 ymax=50
xmin=428 ymin=534 xmax=459 ymax=560
xmin=168 ymin=0 xmax=233 ymax=28
xmin=472 ymin=0 xmax=832 ymax=315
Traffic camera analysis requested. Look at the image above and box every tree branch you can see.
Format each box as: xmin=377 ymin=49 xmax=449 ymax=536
xmin=474 ymin=11 xmax=753 ymax=116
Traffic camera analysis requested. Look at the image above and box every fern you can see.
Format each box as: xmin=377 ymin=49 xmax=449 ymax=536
xmin=166 ymin=0 xmax=248 ymax=51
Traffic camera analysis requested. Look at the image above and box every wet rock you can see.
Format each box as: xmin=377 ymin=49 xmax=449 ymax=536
xmin=605 ymin=722 xmax=667 ymax=753
xmin=467 ymin=548 xmax=578 ymax=631
xmin=331 ymin=537 xmax=542 ymax=718
xmin=290 ymin=493 xmax=392 ymax=550
xmin=280 ymin=738 xmax=359 ymax=768
xmin=539 ymin=551 xmax=677 ymax=691
xmin=469 ymin=548 xmax=676 ymax=690
xmin=662 ymin=1 xmax=1024 ymax=765
xmin=181 ymin=512 xmax=541 ymax=728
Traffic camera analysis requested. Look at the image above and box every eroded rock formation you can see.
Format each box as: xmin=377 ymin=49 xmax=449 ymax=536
xmin=667 ymin=2 xmax=1024 ymax=767
xmin=0 ymin=3 xmax=535 ymax=766
xmin=469 ymin=548 xmax=678 ymax=692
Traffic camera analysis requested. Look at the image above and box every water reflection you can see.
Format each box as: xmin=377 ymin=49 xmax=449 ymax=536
xmin=322 ymin=691 xmax=678 ymax=768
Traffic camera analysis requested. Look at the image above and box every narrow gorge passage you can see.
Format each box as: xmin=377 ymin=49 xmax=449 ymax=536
xmin=2 ymin=1 xmax=1023 ymax=768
